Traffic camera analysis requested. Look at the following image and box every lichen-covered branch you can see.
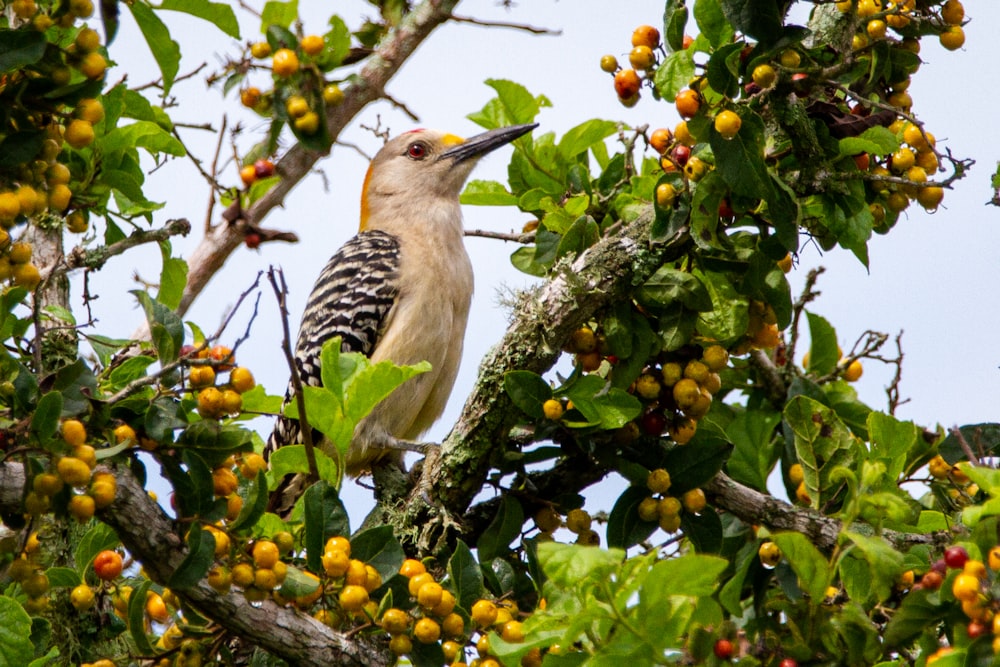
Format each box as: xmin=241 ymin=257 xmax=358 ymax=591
xmin=704 ymin=471 xmax=951 ymax=553
xmin=176 ymin=0 xmax=462 ymax=318
xmin=374 ymin=209 xmax=690 ymax=555
xmin=0 ymin=461 xmax=392 ymax=667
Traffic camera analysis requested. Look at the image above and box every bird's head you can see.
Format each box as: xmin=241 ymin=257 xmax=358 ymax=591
xmin=360 ymin=123 xmax=537 ymax=231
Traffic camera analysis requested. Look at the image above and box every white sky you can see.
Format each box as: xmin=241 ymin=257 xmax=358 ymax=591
xmin=80 ymin=1 xmax=1000 ymax=526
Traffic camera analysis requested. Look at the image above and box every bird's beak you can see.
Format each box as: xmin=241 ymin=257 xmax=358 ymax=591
xmin=441 ymin=123 xmax=538 ymax=163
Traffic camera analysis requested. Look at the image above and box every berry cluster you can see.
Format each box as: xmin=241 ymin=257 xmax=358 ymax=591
xmin=0 ymin=0 xmax=107 ymax=247
xmin=182 ymin=344 xmax=257 ymax=420
xmin=636 ymin=468 xmax=707 ymax=534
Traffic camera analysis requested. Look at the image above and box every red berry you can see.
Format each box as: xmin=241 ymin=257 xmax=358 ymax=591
xmin=944 ymin=545 xmax=969 ymax=569
xmin=713 ymin=639 xmax=734 ymax=660
xmin=779 ymin=660 xmax=798 ymax=667
xmin=671 ymin=145 xmax=691 ymax=167
xmin=245 ymin=233 xmax=262 ymax=249
xmin=931 ymin=558 xmax=948 ymax=575
xmin=640 ymin=411 xmax=667 ymax=436
xmin=254 ymin=159 xmax=275 ymax=179
xmin=718 ymin=199 xmax=734 ymax=219
xmin=968 ymin=620 xmax=988 ymax=639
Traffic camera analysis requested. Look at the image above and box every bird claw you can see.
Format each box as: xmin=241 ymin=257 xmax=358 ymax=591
xmin=381 ymin=437 xmax=431 ymax=455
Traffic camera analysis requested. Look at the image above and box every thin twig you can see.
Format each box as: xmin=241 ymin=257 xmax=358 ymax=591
xmin=266 ymin=266 xmax=318 ymax=482
xmin=381 ymin=91 xmax=420 ymax=123
xmin=950 ymin=427 xmax=979 ymax=466
xmin=449 ymin=14 xmax=561 ymax=35
xmin=105 ymin=274 xmax=263 ymax=405
xmin=205 ymin=116 xmax=229 ymax=232
xmin=43 ymin=219 xmax=192 ymax=284
xmin=464 ymin=229 xmax=535 ymax=243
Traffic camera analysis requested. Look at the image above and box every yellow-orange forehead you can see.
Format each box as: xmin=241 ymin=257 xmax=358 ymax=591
xmin=441 ymin=133 xmax=465 ymax=147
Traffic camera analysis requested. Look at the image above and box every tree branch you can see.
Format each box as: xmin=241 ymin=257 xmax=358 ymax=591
xmin=703 ymin=471 xmax=952 ymax=553
xmin=0 ymin=461 xmax=392 ymax=666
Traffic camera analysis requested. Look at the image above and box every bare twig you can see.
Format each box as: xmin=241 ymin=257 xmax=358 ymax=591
xmin=464 ymin=228 xmax=535 ymax=243
xmin=950 ymin=427 xmax=979 ymax=467
xmin=381 ymin=91 xmax=420 ymax=122
xmin=266 ymin=266 xmax=318 ymax=482
xmin=450 ymin=14 xmax=561 ymax=35
xmin=205 ymin=116 xmax=229 ymax=232
xmin=885 ymin=331 xmax=905 ymax=414
xmin=786 ymin=266 xmax=825 ymax=377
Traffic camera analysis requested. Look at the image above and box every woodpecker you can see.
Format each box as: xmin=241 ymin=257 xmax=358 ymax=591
xmin=265 ymin=123 xmax=537 ymax=510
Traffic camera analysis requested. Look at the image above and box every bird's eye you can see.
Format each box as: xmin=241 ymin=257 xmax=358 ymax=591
xmin=407 ymin=142 xmax=427 ymax=160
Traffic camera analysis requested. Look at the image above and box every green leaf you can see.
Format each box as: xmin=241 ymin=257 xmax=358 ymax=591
xmin=131 ymin=290 xmax=184 ymax=364
xmin=719 ymin=0 xmax=783 ymax=45
xmin=710 ymin=107 xmax=772 ymax=201
xmin=694 ymin=0 xmax=735 ymax=48
xmin=102 ymin=121 xmax=185 ymax=157
xmin=680 ymin=508 xmax=723 ymax=553
xmin=159 ymin=0 xmax=240 ymax=38
xmin=302 ymin=481 xmax=350 ymax=574
xmin=477 ymin=496 xmax=525 ymax=561
xmin=883 ymin=588 xmax=944 ymax=647
xmin=653 ymin=49 xmax=696 ymax=101
xmin=563 ymin=375 xmax=642 ymax=430
xmin=688 ymin=171 xmax=727 ymax=251
xmin=0 ymin=29 xmax=46 ymax=73
xmin=770 ymin=532 xmax=831 ymax=601
xmin=228 ymin=470 xmax=269 ymax=532
xmin=238 ymin=385 xmax=284 ymax=414
xmin=726 ymin=408 xmax=782 ymax=491
xmin=276 ymin=565 xmax=320 ymax=600
xmin=157 ymin=253 xmax=188 ymax=312
xmin=664 ymin=0 xmax=689 ymax=52
xmin=30 ymin=391 xmax=63 ymax=443
xmin=805 ymin=311 xmax=839 ymax=375
xmin=646 ymin=553 xmax=728 ymax=598
xmin=555 ymin=215 xmax=600 ymax=261
xmin=557 ymin=120 xmax=617 ymax=160
xmin=504 ymin=371 xmax=552 ymax=420
xmin=447 ymin=540 xmax=484 ymax=612
xmin=467 ymin=79 xmax=549 ymax=129
xmin=696 ymin=269 xmax=746 ymax=342
xmin=638 ymin=266 xmax=712 ymax=312
xmin=538 ymin=542 xmax=623 ymax=589
xmin=607 ymin=485 xmax=657 ymax=550
xmin=169 ymin=525 xmax=215 ymax=589
xmin=784 ymin=395 xmax=859 ymax=510
xmin=261 ymin=0 xmax=299 ymax=30
xmin=350 ymin=525 xmax=405 ymax=584
xmin=0 ymin=595 xmax=34 ymax=666
xmin=127 ymin=3 xmax=181 ymax=94
xmin=663 ymin=421 xmax=732 ymax=494
xmin=866 ymin=412 xmax=918 ymax=484
xmin=266 ymin=446 xmax=340 ymax=490
xmin=343 ymin=359 xmax=430 ymax=425
xmin=839 ymin=126 xmax=900 ymax=157
xmin=842 ymin=531 xmax=905 ymax=603
xmin=460 ymin=180 xmax=519 ymax=206
xmin=0 ymin=132 xmax=45 ymax=170
xmin=718 ymin=541 xmax=757 ymax=615
xmin=43 ymin=567 xmax=80 ymax=588
xmin=127 ymin=579 xmax=155 ymax=655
